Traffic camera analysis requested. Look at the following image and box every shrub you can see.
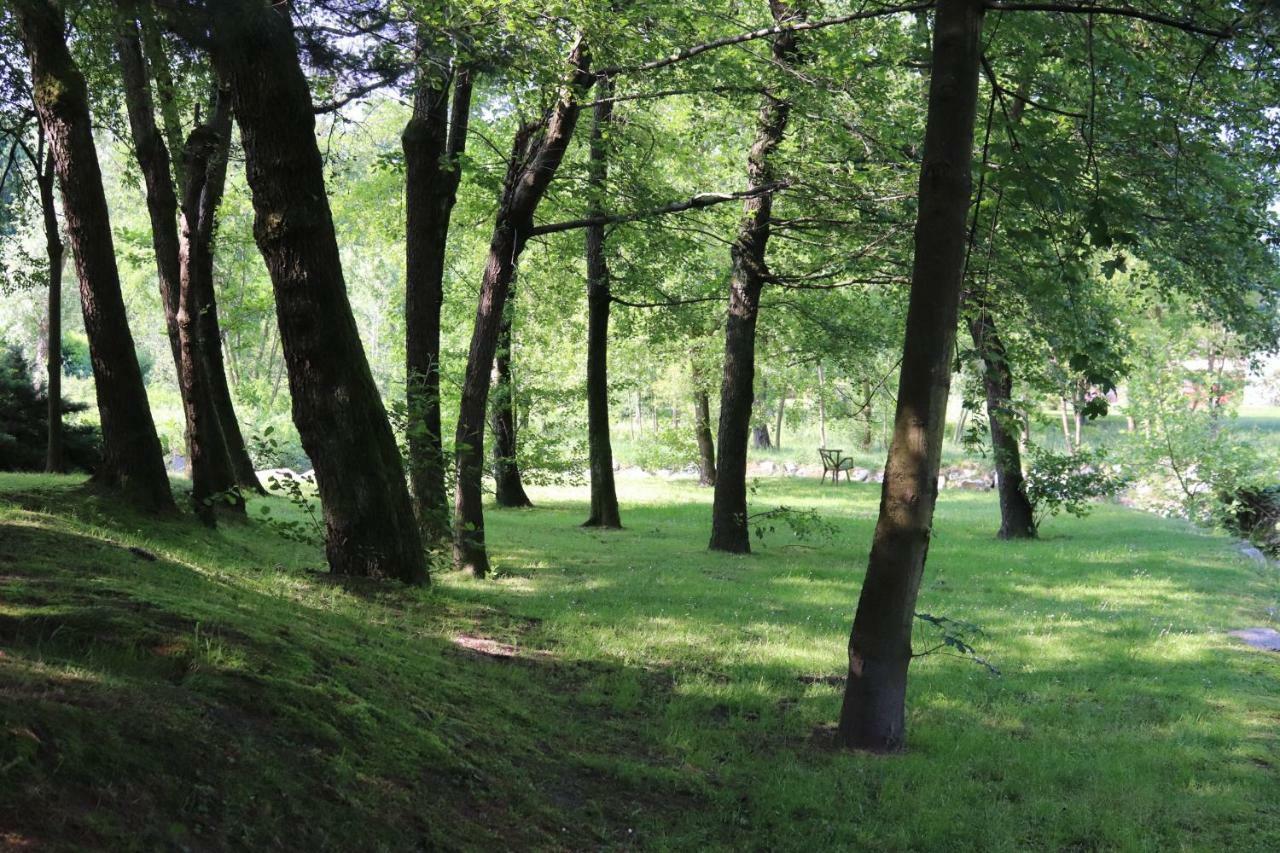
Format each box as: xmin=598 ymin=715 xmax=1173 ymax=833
xmin=0 ymin=345 xmax=100 ymax=472
xmin=1217 ymin=484 xmax=1280 ymax=557
xmin=629 ymin=426 xmax=697 ymax=473
xmin=1024 ymin=446 xmax=1126 ymax=530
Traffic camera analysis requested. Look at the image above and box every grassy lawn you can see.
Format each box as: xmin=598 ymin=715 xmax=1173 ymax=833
xmin=3 ymin=473 xmax=1279 ymax=850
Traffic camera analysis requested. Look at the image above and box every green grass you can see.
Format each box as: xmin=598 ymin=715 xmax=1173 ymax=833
xmin=3 ymin=472 xmax=1280 ymax=850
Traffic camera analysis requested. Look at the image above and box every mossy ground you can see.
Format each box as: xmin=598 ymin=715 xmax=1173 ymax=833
xmin=3 ymin=472 xmax=1279 ymax=850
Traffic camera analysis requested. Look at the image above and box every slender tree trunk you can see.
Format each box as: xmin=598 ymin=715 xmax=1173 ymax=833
xmin=1060 ymin=397 xmax=1074 ymax=453
xmin=177 ymin=118 xmax=241 ymax=525
xmin=817 ymin=363 xmax=827 ymax=448
xmin=693 ymin=362 xmax=717 ymax=487
xmin=837 ymin=0 xmax=985 ymax=753
xmin=774 ymin=386 xmax=787 ymax=451
xmin=404 ymin=30 xmax=472 ymax=541
xmin=137 ymin=8 xmax=184 ymax=190
xmin=116 ymin=12 xmax=183 ymax=382
xmin=860 ymin=380 xmax=875 ymax=449
xmin=17 ymin=0 xmax=174 ymax=512
xmin=583 ymin=77 xmax=622 ymax=527
xmin=453 ymin=40 xmax=592 ymax=576
xmin=192 ymin=95 xmax=264 ymax=495
xmin=204 ymin=0 xmax=425 ymax=583
xmin=490 ymin=297 xmax=533 ymax=508
xmin=38 ymin=149 xmax=64 ymax=473
xmin=968 ymin=310 xmax=1035 ymax=538
xmin=709 ymin=0 xmax=800 ymax=554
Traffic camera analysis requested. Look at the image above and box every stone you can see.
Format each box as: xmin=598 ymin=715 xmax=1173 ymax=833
xmin=1239 ymin=546 xmax=1269 ymax=566
xmin=957 ymin=478 xmax=990 ymax=491
xmin=1230 ymin=628 xmax=1280 ymax=651
xmin=849 ymin=467 xmax=870 ymax=482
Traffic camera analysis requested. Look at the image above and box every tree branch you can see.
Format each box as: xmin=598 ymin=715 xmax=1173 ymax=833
xmin=597 ymin=3 xmax=935 ymax=77
xmin=529 ymin=181 xmax=789 ymax=236
xmin=984 ymin=3 xmax=1232 ymax=38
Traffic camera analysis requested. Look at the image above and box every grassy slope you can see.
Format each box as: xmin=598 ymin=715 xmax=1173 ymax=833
xmin=2 ymin=473 xmax=1279 ymax=851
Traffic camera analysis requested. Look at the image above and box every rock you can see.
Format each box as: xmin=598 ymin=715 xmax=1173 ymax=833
xmin=957 ymin=478 xmax=990 ymax=491
xmin=870 ymin=469 xmax=885 ymax=483
xmin=937 ymin=474 xmax=948 ymax=490
xmin=849 ymin=467 xmax=870 ymax=483
xmin=756 ymin=460 xmax=777 ymax=475
xmin=784 ymin=462 xmax=799 ymax=475
xmin=167 ymin=452 xmax=186 ymax=474
xmin=1230 ymin=627 xmax=1280 ymax=651
xmin=654 ymin=468 xmax=673 ymax=479
xmin=1239 ymin=546 xmax=1269 ymax=566
xmin=300 ymin=469 xmax=315 ymax=480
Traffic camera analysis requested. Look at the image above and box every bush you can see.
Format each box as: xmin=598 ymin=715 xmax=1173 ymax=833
xmin=1217 ymin=484 xmax=1280 ymax=557
xmin=629 ymin=427 xmax=697 ymax=473
xmin=0 ymin=345 xmax=100 ymax=472
xmin=1024 ymin=446 xmax=1126 ymax=530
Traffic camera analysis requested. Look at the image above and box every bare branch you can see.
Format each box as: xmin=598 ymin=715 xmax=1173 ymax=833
xmin=528 ymin=181 xmax=789 ymax=237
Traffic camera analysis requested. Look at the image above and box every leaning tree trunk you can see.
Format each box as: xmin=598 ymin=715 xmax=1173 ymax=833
xmin=490 ymin=298 xmax=533 ymax=508
xmin=837 ymin=0 xmax=985 ymax=753
xmin=708 ymin=0 xmax=800 ymax=554
xmin=582 ymin=77 xmax=622 ymax=528
xmin=452 ymin=38 xmax=592 ymax=577
xmin=968 ymin=309 xmax=1035 ymax=539
xmin=117 ymin=12 xmax=183 ymax=383
xmin=16 ymin=0 xmax=174 ymax=513
xmin=191 ymin=92 xmax=265 ymax=496
xmin=692 ymin=362 xmax=717 ymax=487
xmin=404 ymin=31 xmax=472 ymax=541
xmin=38 ymin=149 xmax=64 ymax=473
xmin=177 ymin=94 xmax=248 ymax=523
xmin=204 ymin=0 xmax=426 ymax=583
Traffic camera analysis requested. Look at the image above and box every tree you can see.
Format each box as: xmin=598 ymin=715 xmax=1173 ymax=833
xmin=403 ymin=16 xmax=471 ymax=541
xmin=189 ymin=0 xmax=426 ymax=582
xmin=452 ymin=36 xmax=593 ymax=577
xmin=837 ymin=0 xmax=986 ymax=752
xmin=582 ymin=74 xmax=622 ymax=527
xmin=14 ymin=0 xmax=175 ymax=513
xmin=708 ymin=0 xmax=802 ymax=554
xmin=490 ymin=286 xmax=534 ymax=508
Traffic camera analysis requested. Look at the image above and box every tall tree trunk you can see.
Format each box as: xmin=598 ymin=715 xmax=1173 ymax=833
xmin=404 ymin=30 xmax=472 ymax=541
xmin=583 ymin=76 xmax=622 ymax=528
xmin=490 ymin=297 xmax=533 ymax=508
xmin=967 ymin=309 xmax=1035 ymax=539
xmin=1060 ymin=397 xmax=1074 ymax=453
xmin=177 ymin=91 xmax=250 ymax=523
xmin=452 ymin=39 xmax=592 ymax=576
xmin=116 ymin=12 xmax=183 ymax=383
xmin=693 ymin=362 xmax=717 ymax=487
xmin=177 ymin=116 xmax=241 ymax=525
xmin=708 ymin=0 xmax=800 ymax=554
xmin=817 ymin=363 xmax=827 ymax=448
xmin=192 ymin=93 xmax=264 ymax=495
xmin=860 ymin=380 xmax=875 ymax=449
xmin=17 ymin=0 xmax=174 ymax=512
xmin=38 ymin=148 xmax=64 ymax=473
xmin=137 ymin=9 xmax=185 ymax=190
xmin=203 ymin=0 xmax=425 ymax=583
xmin=774 ymin=386 xmax=787 ymax=451
xmin=837 ymin=0 xmax=985 ymax=753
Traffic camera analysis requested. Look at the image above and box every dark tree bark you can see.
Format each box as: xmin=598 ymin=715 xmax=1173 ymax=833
xmin=404 ymin=30 xmax=472 ymax=541
xmin=859 ymin=380 xmax=875 ymax=449
xmin=490 ymin=296 xmax=533 ymax=508
xmin=203 ymin=0 xmax=426 ymax=583
xmin=117 ymin=13 xmax=183 ymax=382
xmin=583 ymin=77 xmax=621 ymax=528
xmin=452 ymin=38 xmax=593 ymax=576
xmin=192 ymin=94 xmax=265 ymax=496
xmin=16 ymin=0 xmax=175 ymax=513
xmin=708 ymin=0 xmax=800 ymax=554
xmin=38 ymin=147 xmax=64 ymax=473
xmin=138 ymin=9 xmax=185 ymax=190
xmin=177 ymin=117 xmax=242 ymax=526
xmin=752 ymin=422 xmax=773 ymax=450
xmin=967 ymin=308 xmax=1035 ymax=539
xmin=837 ymin=0 xmax=985 ymax=753
xmin=692 ymin=362 xmax=717 ymax=487
xmin=177 ymin=92 xmax=250 ymax=524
